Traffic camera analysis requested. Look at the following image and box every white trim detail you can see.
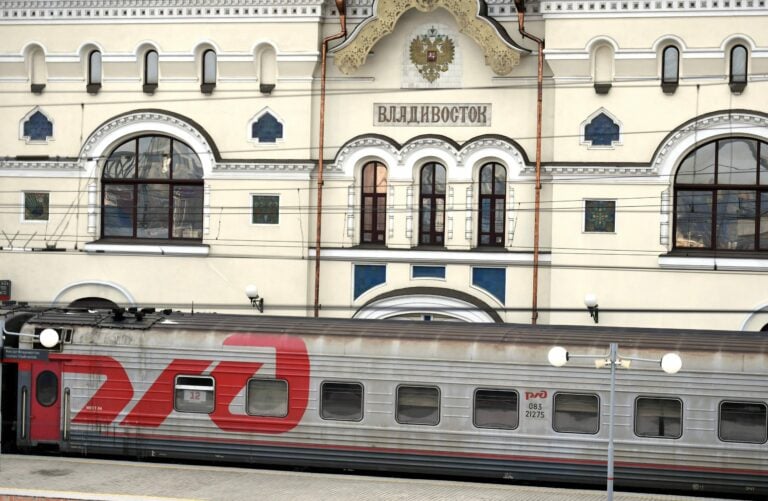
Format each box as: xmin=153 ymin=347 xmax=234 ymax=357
xmin=658 ymin=256 xmax=768 ymax=271
xmin=353 ymin=294 xmax=495 ymax=323
xmin=51 ymin=280 xmax=136 ymax=307
xmin=83 ymin=243 xmax=210 ymax=256
xmin=310 ymin=248 xmax=549 ymax=266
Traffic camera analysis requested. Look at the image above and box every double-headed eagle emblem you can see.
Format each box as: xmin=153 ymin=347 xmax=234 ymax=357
xmin=409 ymin=27 xmax=455 ymax=83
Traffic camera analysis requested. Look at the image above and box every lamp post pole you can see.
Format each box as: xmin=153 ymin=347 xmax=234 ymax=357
xmin=548 ymin=343 xmax=681 ymax=501
xmin=607 ymin=342 xmax=617 ymax=501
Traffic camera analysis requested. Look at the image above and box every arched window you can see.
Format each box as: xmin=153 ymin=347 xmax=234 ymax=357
xmin=87 ymin=50 xmax=102 ymax=93
xmin=259 ymin=45 xmax=277 ymax=94
xmin=661 ymin=45 xmax=679 ymax=93
xmin=674 ymin=138 xmax=768 ymax=251
xmin=30 ymin=47 xmax=46 ymax=93
xmin=101 ymin=135 xmax=204 ymax=240
xmin=144 ymin=50 xmax=159 ymax=93
xmin=419 ymin=162 xmax=446 ymax=246
xmin=201 ymin=49 xmax=216 ymax=94
xmin=360 ymin=161 xmax=387 ymax=244
xmin=730 ymin=45 xmax=748 ymax=93
xmin=593 ymin=44 xmax=613 ymax=94
xmin=478 ymin=162 xmax=506 ymax=247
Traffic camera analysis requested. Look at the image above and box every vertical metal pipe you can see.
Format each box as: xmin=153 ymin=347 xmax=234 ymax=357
xmin=314 ymin=1 xmax=347 ymax=317
xmin=515 ymin=2 xmax=544 ymax=324
xmin=607 ymin=342 xmax=617 ymax=501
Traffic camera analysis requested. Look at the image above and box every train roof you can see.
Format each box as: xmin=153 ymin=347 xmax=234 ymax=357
xmin=5 ymin=307 xmax=767 ymax=354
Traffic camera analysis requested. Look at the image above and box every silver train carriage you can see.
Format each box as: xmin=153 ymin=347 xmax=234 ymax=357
xmin=1 ymin=308 xmax=767 ymax=497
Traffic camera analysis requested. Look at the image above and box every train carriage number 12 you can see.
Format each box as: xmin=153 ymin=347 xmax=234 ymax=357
xmin=185 ymin=390 xmax=203 ymax=402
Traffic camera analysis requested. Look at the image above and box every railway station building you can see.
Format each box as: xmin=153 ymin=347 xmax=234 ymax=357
xmin=0 ymin=0 xmax=767 ymax=330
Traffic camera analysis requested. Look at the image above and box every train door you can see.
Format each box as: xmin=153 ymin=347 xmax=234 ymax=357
xmin=28 ymin=360 xmax=62 ymax=444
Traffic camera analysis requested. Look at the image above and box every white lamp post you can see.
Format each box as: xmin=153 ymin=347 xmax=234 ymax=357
xmin=548 ymin=343 xmax=681 ymax=501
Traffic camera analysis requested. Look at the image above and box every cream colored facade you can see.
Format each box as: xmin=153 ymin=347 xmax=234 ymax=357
xmin=1 ymin=0 xmax=767 ymax=330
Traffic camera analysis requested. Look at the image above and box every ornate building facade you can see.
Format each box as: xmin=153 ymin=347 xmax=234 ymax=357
xmin=1 ymin=0 xmax=767 ymax=330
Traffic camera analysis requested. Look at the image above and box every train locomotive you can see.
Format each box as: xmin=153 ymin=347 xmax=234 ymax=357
xmin=1 ymin=307 xmax=766 ymax=497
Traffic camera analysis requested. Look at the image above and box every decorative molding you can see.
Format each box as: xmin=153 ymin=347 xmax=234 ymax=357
xmin=0 ymin=160 xmax=80 ymax=171
xmin=310 ymin=247 xmax=550 ymax=266
xmin=536 ymin=0 xmax=767 ymax=16
xmin=0 ymin=1 xmax=325 ymax=23
xmin=213 ymin=162 xmax=315 ymax=173
xmin=333 ymin=0 xmax=524 ymax=76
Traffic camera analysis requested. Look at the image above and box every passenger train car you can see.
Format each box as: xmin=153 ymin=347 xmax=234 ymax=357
xmin=1 ymin=308 xmax=766 ymax=497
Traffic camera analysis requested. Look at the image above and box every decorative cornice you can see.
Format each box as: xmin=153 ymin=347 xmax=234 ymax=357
xmin=334 ymin=137 xmax=400 ymax=168
xmin=652 ymin=111 xmax=768 ymax=174
xmin=333 ymin=0 xmax=524 ymax=76
xmin=0 ymin=1 xmax=324 ymax=23
xmin=214 ymin=162 xmax=317 ymax=172
xmin=0 ymin=160 xmax=80 ymax=171
xmin=536 ymin=0 xmax=767 ymax=16
xmin=525 ymin=164 xmax=652 ymax=176
xmin=456 ymin=137 xmax=523 ymax=166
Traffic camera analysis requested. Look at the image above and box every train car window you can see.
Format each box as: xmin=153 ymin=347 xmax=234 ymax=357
xmin=36 ymin=370 xmax=58 ymax=407
xmin=396 ymin=385 xmax=440 ymax=426
xmin=174 ymin=375 xmax=215 ymax=414
xmin=320 ymin=382 xmax=364 ymax=422
xmin=553 ymin=393 xmax=599 ymax=434
xmin=246 ymin=379 xmax=288 ymax=417
xmin=634 ymin=397 xmax=682 ymax=439
xmin=474 ymin=389 xmax=518 ymax=430
xmin=719 ymin=401 xmax=768 ymax=444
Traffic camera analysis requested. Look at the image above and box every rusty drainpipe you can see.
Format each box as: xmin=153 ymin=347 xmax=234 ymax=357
xmin=314 ymin=0 xmax=347 ymax=317
xmin=515 ymin=1 xmax=544 ymax=325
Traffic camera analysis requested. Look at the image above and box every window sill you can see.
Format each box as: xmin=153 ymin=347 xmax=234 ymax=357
xmin=84 ymin=240 xmax=209 ymax=256
xmin=659 ymin=253 xmax=768 ymax=271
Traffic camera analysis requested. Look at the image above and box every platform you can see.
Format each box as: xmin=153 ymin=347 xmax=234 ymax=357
xmin=0 ymin=454 xmax=736 ymax=501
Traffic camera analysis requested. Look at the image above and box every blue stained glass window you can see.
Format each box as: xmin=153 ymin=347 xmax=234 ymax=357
xmin=472 ymin=267 xmax=506 ymax=304
xmin=584 ymin=113 xmax=619 ymax=146
xmin=251 ymin=113 xmax=283 ymax=143
xmin=585 ymin=200 xmax=616 ymax=232
xmin=354 ymin=264 xmax=386 ymax=299
xmin=412 ymin=265 xmax=446 ymax=279
xmin=23 ymin=111 xmax=53 ymax=141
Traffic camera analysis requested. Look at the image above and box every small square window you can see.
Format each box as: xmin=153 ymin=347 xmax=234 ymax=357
xmin=412 ymin=265 xmax=446 ymax=279
xmin=396 ymin=385 xmax=439 ymax=426
xmin=174 ymin=375 xmax=215 ymax=413
xmin=553 ymin=393 xmax=599 ymax=434
xmin=246 ymin=378 xmax=288 ymax=417
xmin=24 ymin=192 xmax=49 ymax=221
xmin=719 ymin=401 xmax=767 ymax=443
xmin=635 ymin=397 xmax=682 ymax=439
xmin=584 ymin=200 xmax=616 ymax=232
xmin=252 ymin=195 xmax=279 ymax=225
xmin=320 ymin=382 xmax=363 ymax=421
xmin=474 ymin=389 xmax=518 ymax=430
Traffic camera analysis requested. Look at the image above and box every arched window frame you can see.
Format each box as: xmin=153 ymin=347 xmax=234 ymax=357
xmin=592 ymin=44 xmax=614 ymax=94
xmin=201 ymin=49 xmax=217 ymax=94
xmin=418 ymin=162 xmax=446 ymax=246
xmin=661 ymin=45 xmax=679 ymax=94
xmin=478 ymin=162 xmax=506 ymax=247
xmin=257 ymin=43 xmax=277 ymax=94
xmin=29 ymin=46 xmax=47 ymax=94
xmin=87 ymin=50 xmax=102 ymax=94
xmin=673 ymin=137 xmax=768 ymax=253
xmin=100 ymin=135 xmax=204 ymax=241
xmin=729 ymin=45 xmax=748 ymax=93
xmin=360 ymin=161 xmax=387 ymax=245
xmin=143 ymin=49 xmax=159 ymax=94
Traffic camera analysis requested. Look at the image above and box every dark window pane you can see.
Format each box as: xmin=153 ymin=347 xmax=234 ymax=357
xmin=435 ymin=164 xmax=446 ymax=194
xmin=731 ymin=46 xmax=748 ymax=83
xmin=174 ymin=376 xmax=215 ymax=413
xmin=480 ymin=164 xmax=493 ymax=195
xmin=480 ymin=199 xmax=491 ymax=232
xmin=24 ymin=192 xmax=49 ymax=221
xmin=720 ymin=401 xmax=767 ymax=443
xmin=474 ymin=389 xmax=518 ymax=430
xmin=554 ymin=393 xmax=599 ymax=434
xmin=760 ymin=144 xmax=768 ymax=185
xmin=145 ymin=50 xmax=159 ymax=85
xmin=203 ymin=50 xmax=216 ymax=84
xmin=104 ymin=140 xmax=136 ymax=179
xmin=89 ymin=51 xmax=102 ymax=85
xmin=716 ymin=190 xmax=755 ymax=250
xmin=760 ymin=193 xmax=768 ymax=249
xmin=36 ymin=371 xmax=58 ymax=407
xmin=138 ymin=136 xmax=171 ymax=179
xmin=376 ymin=197 xmax=386 ymax=231
xmin=247 ymin=379 xmax=288 ymax=417
xmin=173 ymin=186 xmax=203 ymax=238
xmin=585 ymin=200 xmax=616 ymax=232
xmin=677 ymin=142 xmax=715 ymax=184
xmin=675 ymin=191 xmax=712 ymax=248
xmin=104 ymin=185 xmax=135 ymax=237
xmin=321 ymin=382 xmax=363 ymax=421
xmin=137 ymin=184 xmax=170 ymax=238
xmin=494 ymin=165 xmax=506 ymax=194
xmin=718 ymin=139 xmax=757 ymax=185
xmin=421 ymin=165 xmax=433 ymax=195
xmin=172 ymin=141 xmax=203 ymax=179
xmin=397 ymin=386 xmax=439 ymax=426
xmin=662 ymin=46 xmax=678 ymax=83
xmin=252 ymin=195 xmax=279 ymax=225
xmin=635 ymin=397 xmax=682 ymax=438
